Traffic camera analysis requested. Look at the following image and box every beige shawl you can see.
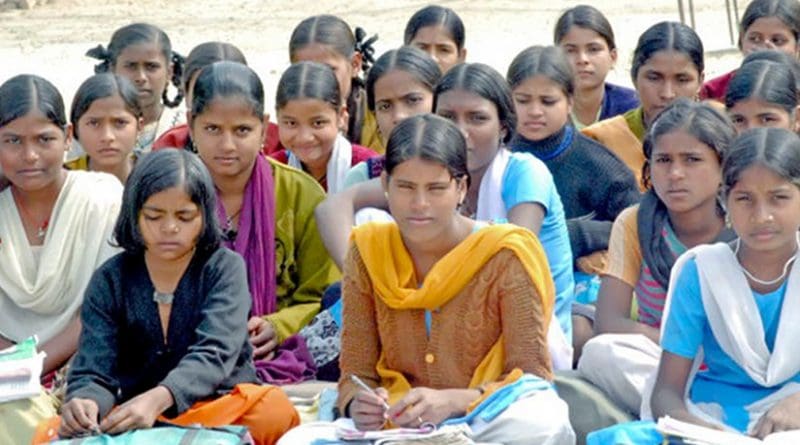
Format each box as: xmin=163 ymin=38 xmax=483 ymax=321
xmin=0 ymin=171 xmax=122 ymax=343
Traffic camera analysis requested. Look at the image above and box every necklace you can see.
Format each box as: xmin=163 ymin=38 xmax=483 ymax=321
xmin=223 ymin=207 xmax=243 ymax=242
xmin=152 ymin=290 xmax=174 ymax=305
xmin=11 ymin=188 xmax=50 ymax=240
xmin=734 ymin=233 xmax=800 ymax=286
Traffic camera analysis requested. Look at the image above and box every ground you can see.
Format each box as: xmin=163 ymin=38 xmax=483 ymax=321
xmin=0 ymin=0 xmax=746 ymax=111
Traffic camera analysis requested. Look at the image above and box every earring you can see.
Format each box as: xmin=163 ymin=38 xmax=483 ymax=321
xmin=725 ymin=213 xmax=732 ymax=229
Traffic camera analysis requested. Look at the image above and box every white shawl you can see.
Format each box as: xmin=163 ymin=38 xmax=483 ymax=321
xmin=662 ymin=243 xmax=800 ymax=433
xmin=289 ymin=133 xmax=352 ymax=194
xmin=476 ymin=147 xmax=510 ymax=221
xmin=0 ymin=171 xmax=123 ymax=343
xmin=475 ymin=148 xmax=573 ymax=371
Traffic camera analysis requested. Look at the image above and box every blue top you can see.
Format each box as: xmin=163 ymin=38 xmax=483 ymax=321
xmin=600 ymin=83 xmax=640 ymax=121
xmin=502 ymin=152 xmax=574 ymax=341
xmin=662 ymin=258 xmax=799 ymax=432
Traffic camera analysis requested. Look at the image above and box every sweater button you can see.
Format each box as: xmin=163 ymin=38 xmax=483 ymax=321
xmin=425 ymin=353 xmax=435 ymax=364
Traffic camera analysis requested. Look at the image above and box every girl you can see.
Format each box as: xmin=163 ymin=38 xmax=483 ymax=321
xmin=700 ymin=0 xmax=800 ymax=101
xmin=152 ymin=42 xmax=286 ymax=154
xmin=507 ymin=45 xmax=639 ymax=275
xmin=578 ymin=99 xmax=736 ymax=416
xmin=506 ymin=45 xmax=640 ymax=358
xmin=65 ymin=73 xmax=142 ymax=184
xmin=279 ymin=115 xmax=575 ymax=445
xmin=554 ymin=5 xmax=639 ymax=129
xmin=652 ymin=127 xmax=800 ymax=438
xmin=84 ymin=22 xmax=185 ymax=157
xmin=189 ymin=61 xmax=339 ymax=382
xmin=0 ymin=75 xmax=122 ymax=444
xmin=271 ymin=62 xmax=377 ymax=193
xmin=344 ymin=45 xmax=441 ymax=188
xmin=289 ymin=15 xmax=382 ymax=153
xmin=583 ymin=21 xmax=705 ymax=189
xmin=726 ymin=57 xmax=800 ymax=133
xmin=51 ymin=149 xmax=298 ymax=444
xmin=403 ymin=5 xmax=467 ymax=74
xmin=316 ymin=63 xmax=576 ymax=370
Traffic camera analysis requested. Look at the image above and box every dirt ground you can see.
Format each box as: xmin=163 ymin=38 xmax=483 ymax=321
xmin=0 ymin=0 xmax=747 ymax=110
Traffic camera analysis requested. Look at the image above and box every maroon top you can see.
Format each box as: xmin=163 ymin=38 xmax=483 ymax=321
xmin=699 ymin=70 xmax=737 ymax=102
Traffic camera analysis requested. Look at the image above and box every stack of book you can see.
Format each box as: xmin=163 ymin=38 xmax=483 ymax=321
xmin=0 ymin=336 xmax=45 ymax=403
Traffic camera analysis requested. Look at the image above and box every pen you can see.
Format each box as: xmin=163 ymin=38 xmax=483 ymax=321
xmin=350 ymin=374 xmax=390 ymax=410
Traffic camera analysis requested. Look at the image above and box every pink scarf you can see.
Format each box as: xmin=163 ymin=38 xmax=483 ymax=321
xmin=216 ymin=154 xmax=277 ymax=316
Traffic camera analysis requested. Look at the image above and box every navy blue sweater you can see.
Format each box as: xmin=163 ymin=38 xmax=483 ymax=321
xmin=510 ymin=124 xmax=641 ymax=258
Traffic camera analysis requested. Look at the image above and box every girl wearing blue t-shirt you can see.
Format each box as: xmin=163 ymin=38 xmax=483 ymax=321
xmin=315 ymin=63 xmax=575 ymax=370
xmin=653 ymin=127 xmax=800 ymax=438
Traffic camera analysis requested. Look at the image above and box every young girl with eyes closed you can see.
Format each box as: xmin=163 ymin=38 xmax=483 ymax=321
xmin=403 ymin=5 xmax=467 ymax=74
xmin=65 ymin=74 xmax=142 ymax=184
xmin=578 ymin=99 xmax=736 ymax=417
xmin=651 ymin=127 xmax=800 ymax=439
xmin=0 ymin=75 xmax=122 ymax=444
xmin=189 ymin=61 xmax=339 ymax=383
xmin=583 ymin=21 xmax=705 ymax=189
xmin=84 ymin=23 xmax=185 ymax=157
xmin=42 ymin=149 xmax=298 ymax=445
xmin=271 ymin=62 xmax=377 ymax=193
xmin=343 ymin=46 xmax=441 ymax=188
xmin=289 ymin=15 xmax=381 ymax=153
xmin=554 ymin=4 xmax=639 ymax=129
xmin=700 ymin=0 xmax=800 ymax=101
xmin=278 ymin=115 xmax=575 ymax=445
xmin=726 ymin=56 xmax=800 ymax=134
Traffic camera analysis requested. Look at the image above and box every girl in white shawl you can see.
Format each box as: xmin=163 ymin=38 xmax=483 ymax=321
xmin=0 ymin=74 xmax=122 ymax=444
xmin=653 ymin=127 xmax=800 ymax=439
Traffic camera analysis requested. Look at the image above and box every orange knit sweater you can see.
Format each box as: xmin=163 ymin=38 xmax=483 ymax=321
xmin=337 ymin=245 xmax=553 ymax=414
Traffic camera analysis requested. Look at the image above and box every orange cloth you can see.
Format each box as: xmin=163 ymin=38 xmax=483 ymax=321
xmin=31 ymin=384 xmax=298 ymax=445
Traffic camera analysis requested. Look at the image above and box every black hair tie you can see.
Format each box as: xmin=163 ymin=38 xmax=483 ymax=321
xmin=86 ymin=44 xmax=111 ymax=74
xmin=354 ymin=27 xmax=378 ymax=71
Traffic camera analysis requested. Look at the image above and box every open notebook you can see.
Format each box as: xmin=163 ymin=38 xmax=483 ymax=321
xmin=0 ymin=337 xmax=45 ymax=403
xmin=657 ymin=416 xmax=800 ymax=444
xmin=335 ymin=422 xmax=474 ymax=445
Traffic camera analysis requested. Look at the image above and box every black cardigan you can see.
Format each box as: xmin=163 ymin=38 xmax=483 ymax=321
xmin=66 ymin=247 xmax=257 ymax=418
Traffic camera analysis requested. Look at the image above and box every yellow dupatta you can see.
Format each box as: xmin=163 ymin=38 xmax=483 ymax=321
xmin=582 ymin=107 xmax=647 ymax=191
xmin=351 ymin=222 xmax=555 ymax=404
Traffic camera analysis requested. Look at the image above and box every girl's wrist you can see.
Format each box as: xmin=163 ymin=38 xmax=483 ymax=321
xmin=150 ymin=385 xmax=175 ymax=414
xmin=446 ymin=388 xmax=481 ymax=417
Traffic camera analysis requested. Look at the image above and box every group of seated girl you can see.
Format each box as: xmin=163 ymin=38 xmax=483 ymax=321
xmin=4 ymin=0 xmax=800 ymax=444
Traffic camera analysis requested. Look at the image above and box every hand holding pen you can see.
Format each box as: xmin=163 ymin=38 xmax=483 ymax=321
xmin=349 ymin=374 xmax=390 ymax=431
